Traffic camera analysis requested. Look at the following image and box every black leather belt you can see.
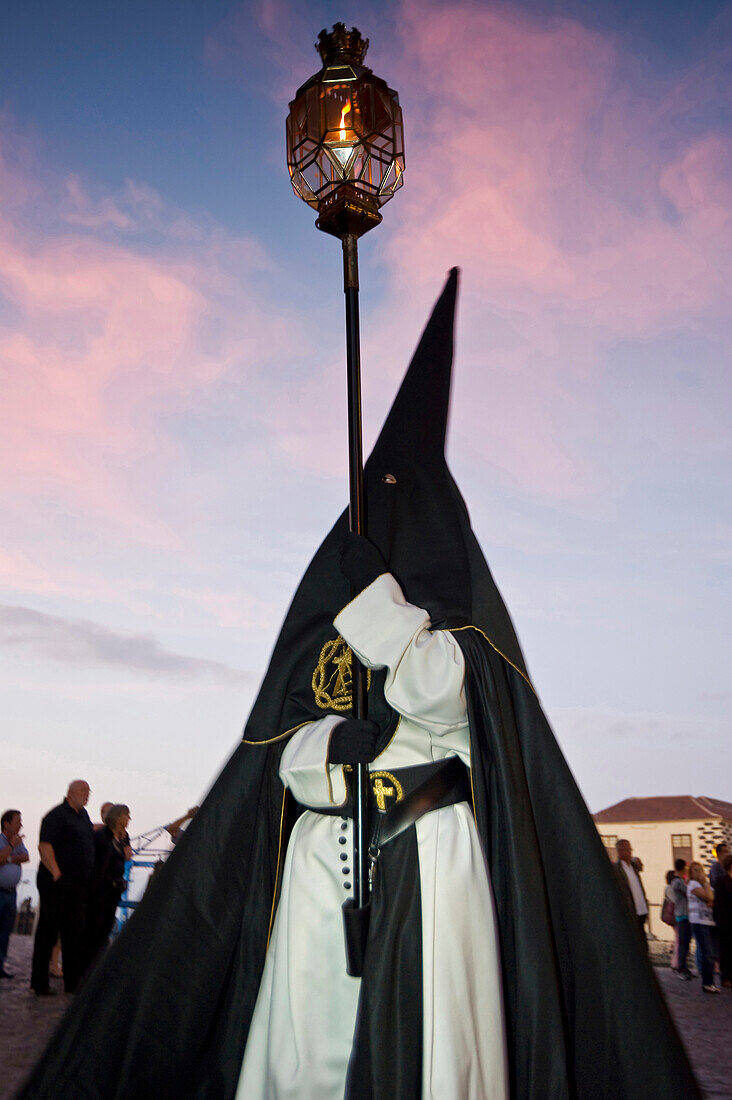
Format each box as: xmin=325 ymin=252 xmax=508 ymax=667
xmin=310 ymin=757 xmax=472 ymax=845
xmin=374 ymin=757 xmax=472 ymax=847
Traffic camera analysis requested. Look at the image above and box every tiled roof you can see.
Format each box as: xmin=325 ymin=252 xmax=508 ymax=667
xmin=593 ymin=795 xmax=732 ymax=824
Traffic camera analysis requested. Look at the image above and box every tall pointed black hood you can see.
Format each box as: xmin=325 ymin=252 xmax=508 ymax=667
xmin=244 ymin=266 xmax=527 ymax=746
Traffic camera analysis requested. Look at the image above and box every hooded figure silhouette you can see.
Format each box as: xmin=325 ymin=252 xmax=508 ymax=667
xmin=20 ymin=271 xmax=699 ymax=1100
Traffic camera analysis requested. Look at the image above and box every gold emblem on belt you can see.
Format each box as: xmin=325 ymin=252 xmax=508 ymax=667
xmin=369 ymin=771 xmax=404 ymax=812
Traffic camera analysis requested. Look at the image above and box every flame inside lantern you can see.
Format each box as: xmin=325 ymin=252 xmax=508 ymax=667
xmin=339 ymin=100 xmax=351 ymax=140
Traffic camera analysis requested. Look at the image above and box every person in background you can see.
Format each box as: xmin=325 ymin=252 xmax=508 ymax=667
xmin=85 ymin=804 xmax=131 ymax=974
xmin=669 ymin=858 xmax=693 ymax=980
xmin=93 ymin=803 xmax=114 ymax=832
xmin=707 ymin=841 xmax=729 ymax=974
xmin=664 ymin=870 xmax=679 ymax=966
xmin=0 ymin=809 xmax=29 ymax=979
xmin=712 ymin=853 xmax=732 ymax=990
xmin=95 ymin=801 xmax=132 ymax=861
xmin=30 ymin=780 xmax=95 ymax=996
xmin=660 ymin=871 xmax=678 ymax=959
xmin=165 ymin=806 xmax=199 ymax=844
xmin=615 ymin=839 xmax=649 ymax=941
xmin=145 ymin=807 xmax=200 ymax=890
xmin=709 ymin=842 xmax=730 ymax=891
xmin=687 ymin=862 xmax=717 ymax=993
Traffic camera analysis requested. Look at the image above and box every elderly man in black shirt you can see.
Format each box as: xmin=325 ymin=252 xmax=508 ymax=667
xmin=31 ymin=779 xmax=94 ymax=995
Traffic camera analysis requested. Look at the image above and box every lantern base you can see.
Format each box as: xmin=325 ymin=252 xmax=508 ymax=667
xmin=316 ymin=191 xmax=382 ymax=239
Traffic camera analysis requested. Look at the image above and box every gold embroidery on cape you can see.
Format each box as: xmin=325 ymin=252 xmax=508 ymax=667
xmin=370 ymin=771 xmax=404 ymax=811
xmin=312 ymin=635 xmax=371 ymax=711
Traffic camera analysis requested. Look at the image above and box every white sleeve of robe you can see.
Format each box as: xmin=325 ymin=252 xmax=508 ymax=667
xmin=279 ymin=714 xmax=349 ymax=809
xmin=333 ymin=572 xmax=467 ymax=734
xmin=281 ymin=573 xmax=467 ymax=807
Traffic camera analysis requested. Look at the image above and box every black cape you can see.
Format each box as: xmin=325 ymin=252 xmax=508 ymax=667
xmin=20 ymin=271 xmax=700 ymax=1099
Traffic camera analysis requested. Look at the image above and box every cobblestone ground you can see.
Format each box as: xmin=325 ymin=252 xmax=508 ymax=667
xmin=655 ymin=967 xmax=732 ymax=1099
xmin=2 ymin=933 xmax=731 ymax=1098
xmin=2 ymin=936 xmax=69 ymax=1099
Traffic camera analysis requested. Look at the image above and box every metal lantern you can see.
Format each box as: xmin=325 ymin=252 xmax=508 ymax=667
xmin=286 ymin=23 xmax=405 ymax=238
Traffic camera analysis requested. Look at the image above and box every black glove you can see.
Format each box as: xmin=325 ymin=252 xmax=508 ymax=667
xmin=339 ymin=532 xmax=387 ymax=593
xmin=328 ymin=719 xmax=380 ymax=764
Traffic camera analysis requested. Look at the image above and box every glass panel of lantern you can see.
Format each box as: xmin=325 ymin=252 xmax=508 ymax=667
xmin=322 ymin=82 xmax=361 ymax=146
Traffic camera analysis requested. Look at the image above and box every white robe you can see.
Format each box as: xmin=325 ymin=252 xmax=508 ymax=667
xmin=236 ymin=574 xmax=508 ymax=1100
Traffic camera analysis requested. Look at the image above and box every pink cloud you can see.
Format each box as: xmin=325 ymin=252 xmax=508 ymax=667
xmin=64 ymin=174 xmax=134 ymax=230
xmin=0 ymin=545 xmax=158 ymax=609
xmin=387 ymin=0 xmax=730 ymax=321
xmin=173 ymin=585 xmax=284 ymax=631
xmin=0 ymin=221 xmax=203 ymax=534
xmin=0 ymin=134 xmax=305 ymax=552
xmin=660 ymin=134 xmax=731 ymax=216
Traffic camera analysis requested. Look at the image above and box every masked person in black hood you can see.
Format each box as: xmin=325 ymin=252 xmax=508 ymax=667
xmin=20 ymin=271 xmax=700 ymax=1100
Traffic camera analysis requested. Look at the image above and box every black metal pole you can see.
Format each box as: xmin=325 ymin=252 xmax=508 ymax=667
xmin=342 ymin=232 xmax=370 ymax=919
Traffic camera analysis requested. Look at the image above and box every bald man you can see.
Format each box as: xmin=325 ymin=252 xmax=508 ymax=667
xmin=31 ymin=780 xmax=95 ymax=995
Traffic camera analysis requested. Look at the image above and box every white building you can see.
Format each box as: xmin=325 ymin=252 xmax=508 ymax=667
xmin=593 ymin=795 xmax=732 ymax=940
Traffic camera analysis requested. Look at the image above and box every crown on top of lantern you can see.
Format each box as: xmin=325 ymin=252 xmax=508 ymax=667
xmin=316 ymin=23 xmax=369 ymax=67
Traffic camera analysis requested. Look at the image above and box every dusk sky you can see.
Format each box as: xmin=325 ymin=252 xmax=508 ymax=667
xmin=1 ymin=0 xmax=730 ymax=894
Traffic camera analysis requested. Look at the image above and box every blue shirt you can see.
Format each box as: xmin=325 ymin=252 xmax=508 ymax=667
xmin=0 ymin=834 xmax=28 ymax=890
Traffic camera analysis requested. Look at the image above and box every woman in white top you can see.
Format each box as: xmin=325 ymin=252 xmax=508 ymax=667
xmin=687 ymin=862 xmax=717 ymax=993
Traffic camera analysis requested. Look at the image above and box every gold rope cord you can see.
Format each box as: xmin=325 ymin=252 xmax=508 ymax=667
xmin=266 ymin=790 xmax=288 ymax=951
xmin=445 ymin=625 xmax=536 ymax=696
xmin=242 ymin=722 xmax=311 ymax=746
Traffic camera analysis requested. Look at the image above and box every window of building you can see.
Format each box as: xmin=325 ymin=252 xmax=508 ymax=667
xmin=600 ymin=835 xmax=618 ymax=853
xmin=671 ymin=834 xmax=692 ymax=866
